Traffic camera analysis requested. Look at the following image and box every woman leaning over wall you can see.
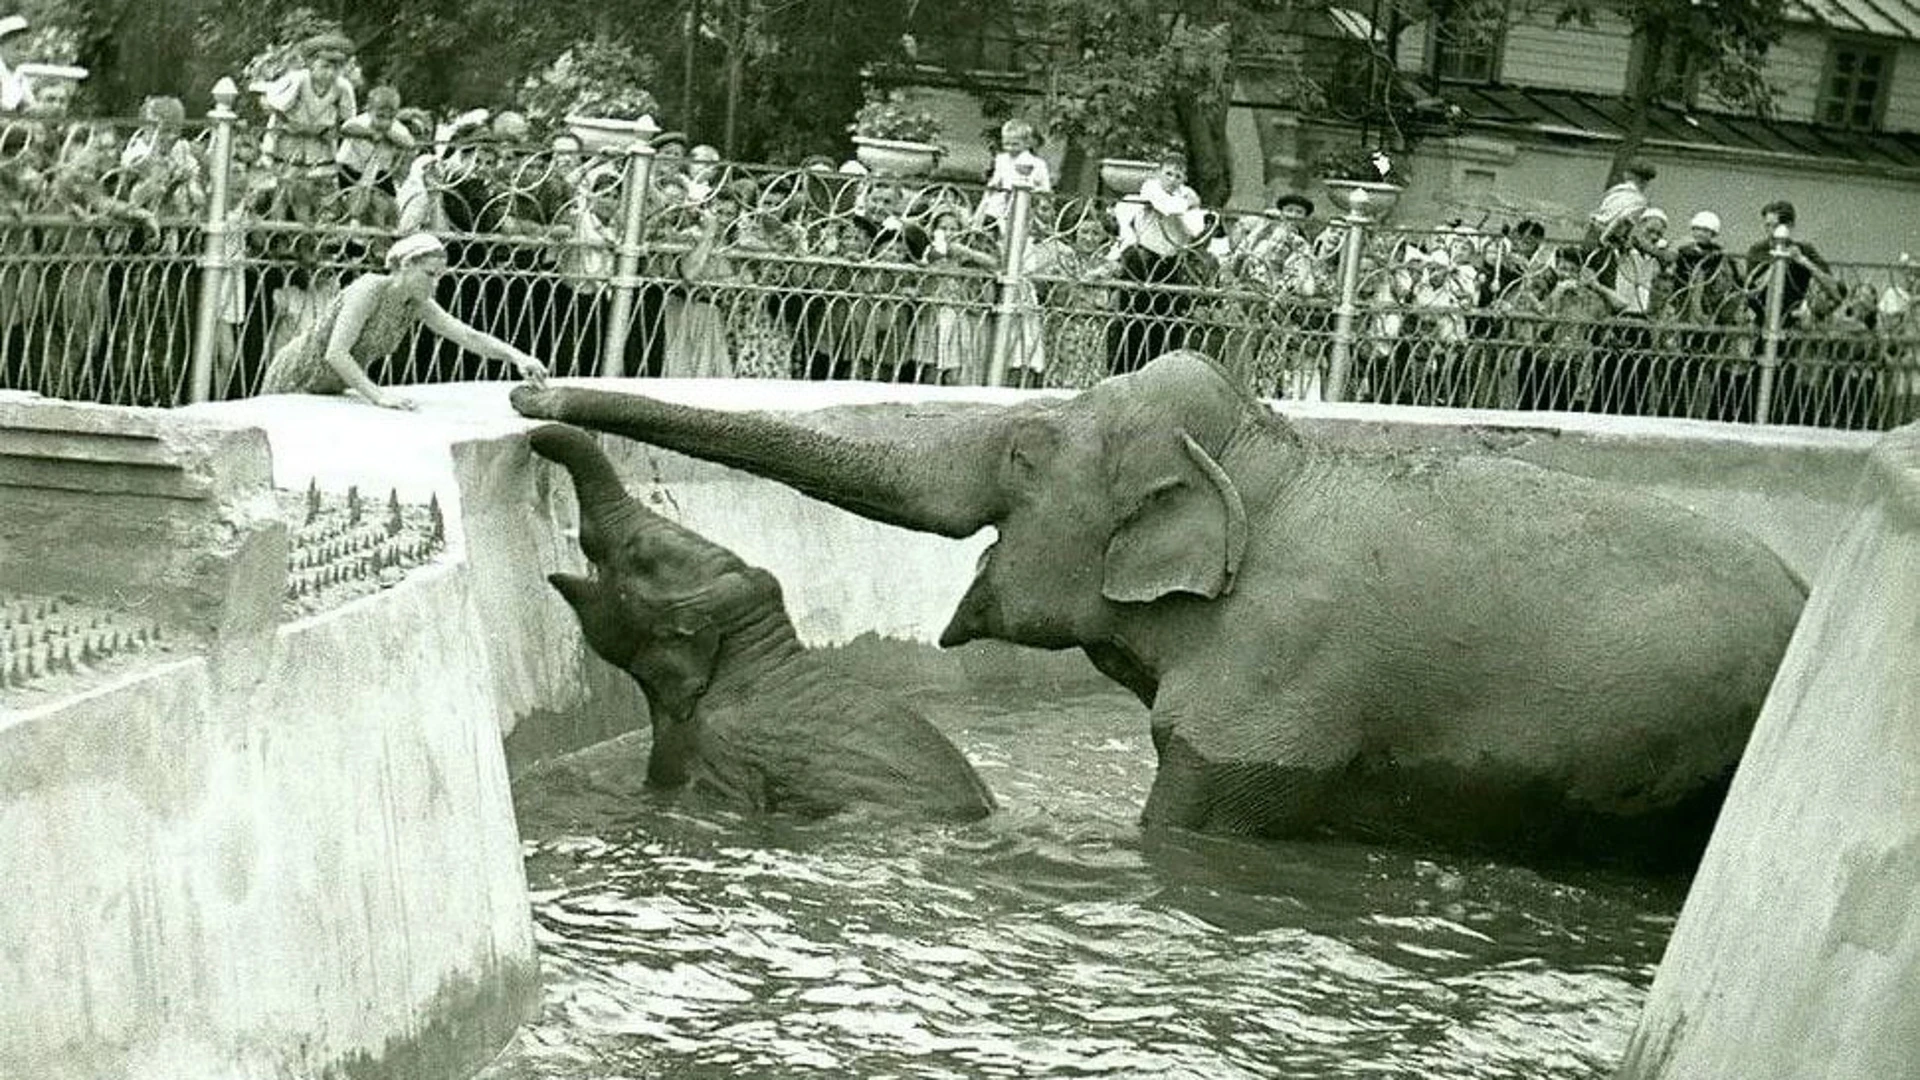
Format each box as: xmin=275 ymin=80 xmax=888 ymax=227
xmin=258 ymin=232 xmax=548 ymax=409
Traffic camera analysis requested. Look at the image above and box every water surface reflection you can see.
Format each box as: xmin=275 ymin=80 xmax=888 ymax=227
xmin=487 ymin=686 xmax=1678 ymax=1079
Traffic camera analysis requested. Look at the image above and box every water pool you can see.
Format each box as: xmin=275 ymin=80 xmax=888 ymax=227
xmin=485 ymin=683 xmax=1680 ymax=1079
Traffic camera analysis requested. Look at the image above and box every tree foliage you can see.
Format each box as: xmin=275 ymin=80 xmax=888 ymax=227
xmin=1552 ymin=0 xmax=1786 ymax=181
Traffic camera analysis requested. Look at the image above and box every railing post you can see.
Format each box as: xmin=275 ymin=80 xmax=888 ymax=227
xmin=187 ymin=77 xmax=239 ymax=404
xmin=599 ymin=142 xmax=656 ymax=378
xmin=1755 ymin=223 xmax=1791 ymax=424
xmin=985 ymin=183 xmax=1034 ymax=388
xmin=1325 ymin=191 xmax=1372 ymax=403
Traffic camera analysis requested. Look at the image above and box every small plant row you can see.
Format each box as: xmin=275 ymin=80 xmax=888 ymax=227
xmin=281 ymin=481 xmax=449 ymax=617
xmin=297 ymin=479 xmax=445 ymax=541
xmin=0 ymin=594 xmax=168 ymax=693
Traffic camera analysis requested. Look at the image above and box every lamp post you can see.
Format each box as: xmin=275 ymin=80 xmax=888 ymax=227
xmin=187 ymin=77 xmax=239 ymax=404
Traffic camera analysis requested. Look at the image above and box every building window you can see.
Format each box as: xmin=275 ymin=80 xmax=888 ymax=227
xmin=1817 ymin=41 xmax=1894 ymax=130
xmin=1429 ymin=0 xmax=1507 ymax=83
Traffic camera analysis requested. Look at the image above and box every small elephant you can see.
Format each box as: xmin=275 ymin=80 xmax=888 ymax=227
xmin=513 ymin=354 xmax=1806 ymax=867
xmin=529 ymin=423 xmax=995 ymax=822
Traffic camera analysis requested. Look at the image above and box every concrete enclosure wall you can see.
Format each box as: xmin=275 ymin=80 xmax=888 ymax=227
xmin=1616 ymin=422 xmax=1920 ymax=1079
xmin=0 ymin=379 xmax=1890 ymax=1080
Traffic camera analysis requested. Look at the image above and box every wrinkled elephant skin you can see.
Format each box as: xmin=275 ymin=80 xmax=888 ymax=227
xmin=512 ymin=356 xmax=1806 ymax=867
xmin=529 ymin=424 xmax=995 ymax=822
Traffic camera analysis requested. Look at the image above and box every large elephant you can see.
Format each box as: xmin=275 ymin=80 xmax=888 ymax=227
xmin=512 ymin=353 xmax=1806 ymax=865
xmin=529 ymin=424 xmax=996 ymax=822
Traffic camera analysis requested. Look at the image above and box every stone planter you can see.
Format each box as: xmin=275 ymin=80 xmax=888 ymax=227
xmin=851 ymin=136 xmax=941 ymax=176
xmin=564 ymin=114 xmax=661 ymax=153
xmin=1099 ymin=158 xmax=1158 ymax=196
xmin=1321 ymin=179 xmax=1404 ymax=221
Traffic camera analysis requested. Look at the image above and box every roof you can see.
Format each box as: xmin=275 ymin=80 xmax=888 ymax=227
xmin=1440 ymin=83 xmax=1920 ymax=172
xmin=1790 ymin=0 xmax=1920 ymax=41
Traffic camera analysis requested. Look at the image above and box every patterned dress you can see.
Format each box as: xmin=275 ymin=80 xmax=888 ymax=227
xmin=260 ymin=274 xmax=421 ymax=394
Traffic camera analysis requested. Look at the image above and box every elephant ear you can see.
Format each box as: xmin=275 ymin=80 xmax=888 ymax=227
xmin=1103 ymin=431 xmax=1248 ymax=604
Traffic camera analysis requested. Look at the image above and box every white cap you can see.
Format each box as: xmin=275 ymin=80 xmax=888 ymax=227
xmin=1689 ymin=210 xmax=1722 ymax=233
xmin=1641 ymin=207 xmax=1669 ymax=225
xmin=385 ymin=232 xmax=447 ymax=268
xmin=0 ymin=16 xmax=28 ymax=39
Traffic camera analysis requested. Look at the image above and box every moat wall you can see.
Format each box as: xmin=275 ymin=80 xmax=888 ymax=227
xmin=0 ymin=380 xmax=1889 ymax=1078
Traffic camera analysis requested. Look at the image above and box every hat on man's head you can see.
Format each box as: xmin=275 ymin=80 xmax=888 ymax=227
xmin=1689 ymin=210 xmax=1722 ymax=233
xmin=650 ymin=130 xmax=688 ymax=152
xmin=1272 ymin=192 xmax=1315 ymax=217
xmin=0 ymin=15 xmax=28 ymax=39
xmin=1640 ymin=207 xmax=1669 ymax=225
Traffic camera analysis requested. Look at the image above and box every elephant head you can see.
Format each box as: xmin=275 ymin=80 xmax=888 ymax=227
xmin=512 ymin=354 xmax=1264 ymax=664
xmin=529 ymin=423 xmax=785 ymax=787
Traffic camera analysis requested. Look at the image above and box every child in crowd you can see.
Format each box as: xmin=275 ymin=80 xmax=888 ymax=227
xmin=257 ymin=33 xmax=358 ymax=174
xmin=974 ymin=118 xmax=1051 ymax=231
xmin=334 ymin=85 xmax=415 ymax=227
xmin=120 ymin=95 xmax=204 ymax=218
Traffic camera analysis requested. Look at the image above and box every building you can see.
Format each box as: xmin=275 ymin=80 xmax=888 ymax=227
xmin=1270 ymin=0 xmax=1920 ymax=259
xmin=897 ymin=1 xmax=1920 ymax=260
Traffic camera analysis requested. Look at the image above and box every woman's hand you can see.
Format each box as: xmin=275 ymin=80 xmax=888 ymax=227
xmin=514 ymin=355 xmax=550 ymax=387
xmin=374 ymin=391 xmax=418 ymax=411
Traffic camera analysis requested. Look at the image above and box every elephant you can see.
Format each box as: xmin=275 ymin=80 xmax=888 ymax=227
xmin=511 ymin=352 xmax=1807 ymax=866
xmin=528 ymin=423 xmax=996 ymax=822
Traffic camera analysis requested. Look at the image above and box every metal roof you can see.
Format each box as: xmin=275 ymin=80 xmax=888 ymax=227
xmin=1790 ymin=0 xmax=1920 ymax=41
xmin=1440 ymin=83 xmax=1920 ymax=170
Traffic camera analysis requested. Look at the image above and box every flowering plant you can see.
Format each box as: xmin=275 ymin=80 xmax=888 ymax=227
xmin=848 ymin=91 xmax=943 ymax=147
xmin=1313 ymin=145 xmax=1409 ymax=186
xmin=519 ymin=41 xmax=660 ymax=129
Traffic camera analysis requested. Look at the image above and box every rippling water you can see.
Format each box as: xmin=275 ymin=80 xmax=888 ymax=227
xmin=485 ymin=684 xmax=1681 ymax=1080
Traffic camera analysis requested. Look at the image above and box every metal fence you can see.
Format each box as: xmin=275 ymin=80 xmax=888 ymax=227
xmin=0 ymin=81 xmax=1916 ymax=431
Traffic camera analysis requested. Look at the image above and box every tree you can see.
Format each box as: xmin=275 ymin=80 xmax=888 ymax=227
xmin=1555 ymin=0 xmax=1785 ymax=184
xmin=1004 ymin=0 xmax=1245 ymax=204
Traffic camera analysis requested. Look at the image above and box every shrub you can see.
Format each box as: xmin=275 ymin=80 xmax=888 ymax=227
xmin=848 ymin=90 xmax=943 ymax=147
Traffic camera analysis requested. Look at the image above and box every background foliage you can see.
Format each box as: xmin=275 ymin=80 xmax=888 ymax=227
xmin=17 ymin=0 xmax=1784 ymax=199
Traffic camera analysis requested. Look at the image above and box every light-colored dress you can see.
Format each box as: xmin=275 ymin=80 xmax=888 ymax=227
xmin=260 ymin=69 xmax=358 ymax=169
xmin=260 ymin=274 xmax=419 ymax=394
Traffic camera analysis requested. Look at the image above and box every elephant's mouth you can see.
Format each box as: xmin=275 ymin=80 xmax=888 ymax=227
xmin=939 ymin=562 xmax=1002 ymax=648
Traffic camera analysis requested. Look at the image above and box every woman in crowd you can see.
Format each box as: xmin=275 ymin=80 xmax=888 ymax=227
xmin=258 ymin=232 xmax=548 ymax=409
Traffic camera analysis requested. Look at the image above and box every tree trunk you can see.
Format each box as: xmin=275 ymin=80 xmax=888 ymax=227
xmin=1609 ymin=21 xmax=1667 ymax=187
xmin=1172 ymin=88 xmax=1233 ymax=208
xmin=682 ymin=0 xmax=701 ymax=131
xmin=1057 ymin=136 xmax=1093 ymax=197
xmin=723 ymin=0 xmax=745 ymax=155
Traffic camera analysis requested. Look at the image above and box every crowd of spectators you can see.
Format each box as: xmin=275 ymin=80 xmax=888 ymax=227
xmin=0 ymin=22 xmax=1914 ymax=425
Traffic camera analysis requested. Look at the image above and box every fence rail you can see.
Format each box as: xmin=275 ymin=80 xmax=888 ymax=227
xmin=0 ymin=85 xmax=1916 ymax=431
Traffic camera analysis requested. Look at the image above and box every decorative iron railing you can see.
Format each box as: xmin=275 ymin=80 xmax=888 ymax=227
xmin=0 ymin=82 xmax=1915 ymax=431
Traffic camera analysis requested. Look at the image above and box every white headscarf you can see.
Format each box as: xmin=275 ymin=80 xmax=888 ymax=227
xmin=385 ymin=231 xmax=446 ymax=269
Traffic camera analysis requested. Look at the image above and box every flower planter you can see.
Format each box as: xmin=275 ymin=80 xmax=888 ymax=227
xmin=1321 ymin=179 xmax=1404 ymax=221
xmin=851 ymin=136 xmax=941 ymax=176
xmin=1099 ymin=158 xmax=1158 ymax=196
xmin=564 ymin=114 xmax=661 ymax=153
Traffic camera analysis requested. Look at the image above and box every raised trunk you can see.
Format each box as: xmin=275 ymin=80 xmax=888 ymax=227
xmin=531 ymin=425 xmax=629 ymax=510
xmin=532 ymin=423 xmax=738 ymax=574
xmin=524 ymin=389 xmax=1013 ymax=537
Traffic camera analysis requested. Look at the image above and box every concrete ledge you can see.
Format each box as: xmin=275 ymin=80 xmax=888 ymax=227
xmin=0 ymin=395 xmax=287 ymax=660
xmin=1 ymin=380 xmax=1891 ymax=1080
xmin=1617 ymin=422 xmax=1920 ymax=1079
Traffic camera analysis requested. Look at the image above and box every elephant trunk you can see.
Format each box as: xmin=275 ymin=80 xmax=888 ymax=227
xmin=520 ymin=388 xmax=1010 ymax=538
xmin=532 ymin=424 xmax=739 ymax=575
xmin=532 ymin=424 xmax=632 ymax=517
